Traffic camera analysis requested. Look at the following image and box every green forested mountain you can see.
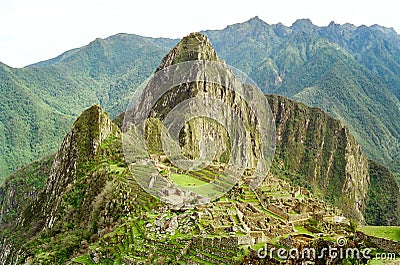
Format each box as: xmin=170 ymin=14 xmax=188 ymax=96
xmin=203 ymin=17 xmax=400 ymax=169
xmin=0 ymin=63 xmax=73 ymax=180
xmin=1 ymin=17 xmax=400 ymax=181
xmin=0 ymin=35 xmax=176 ymax=180
xmin=1 ymin=34 xmax=398 ymax=264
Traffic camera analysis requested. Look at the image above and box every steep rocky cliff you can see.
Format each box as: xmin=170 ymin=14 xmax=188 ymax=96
xmin=267 ymin=94 xmax=370 ymax=222
xmin=142 ymin=32 xmax=267 ymax=170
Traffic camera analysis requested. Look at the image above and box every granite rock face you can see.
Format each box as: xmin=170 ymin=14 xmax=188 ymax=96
xmin=267 ymin=94 xmax=369 ymax=222
xmin=124 ymin=32 xmax=274 ymax=204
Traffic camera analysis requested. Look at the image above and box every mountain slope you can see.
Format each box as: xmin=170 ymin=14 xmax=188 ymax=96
xmin=1 ymin=17 xmax=400 ymax=181
xmin=0 ymin=154 xmax=54 ymax=228
xmin=320 ymin=22 xmax=400 ymax=99
xmin=0 ymin=63 xmax=73 ymax=180
xmin=1 ymin=33 xmax=399 ymax=264
xmin=0 ymin=105 xmax=162 ymax=264
xmin=290 ymin=47 xmax=400 ymax=162
xmin=0 ymin=35 xmax=176 ymax=181
xmin=364 ymin=160 xmax=400 ymax=225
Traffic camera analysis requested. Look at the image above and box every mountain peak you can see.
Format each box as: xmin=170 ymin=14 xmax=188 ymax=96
xmin=156 ymin=32 xmax=218 ymax=70
xmin=292 ymin=18 xmax=313 ymax=25
xmin=370 ymin=24 xmax=399 ymax=37
xmin=291 ymin=18 xmax=316 ymax=32
xmin=41 ymin=104 xmax=119 ymax=228
xmin=247 ymin=16 xmax=266 ymax=24
xmin=72 ymin=104 xmax=118 ymax=160
xmin=249 ymin=15 xmax=261 ymax=20
xmin=328 ymin=21 xmax=338 ymax=27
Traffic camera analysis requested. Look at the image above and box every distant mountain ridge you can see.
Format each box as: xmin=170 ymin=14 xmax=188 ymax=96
xmin=202 ymin=17 xmax=400 ymax=169
xmin=1 ymin=17 xmax=400 ymax=181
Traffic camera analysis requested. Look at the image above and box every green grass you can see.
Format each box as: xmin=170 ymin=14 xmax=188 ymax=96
xmin=251 ymin=242 xmax=267 ymax=251
xmin=358 ymin=226 xmax=400 ymax=242
xmin=72 ymin=255 xmax=95 ymax=264
xmin=109 ymin=164 xmax=125 ymax=174
xmin=294 ymin=225 xmax=313 ymax=235
xmin=185 ymin=184 xmax=223 ymax=199
xmin=169 ymin=172 xmax=226 ymax=198
xmin=170 ymin=173 xmax=208 ymax=187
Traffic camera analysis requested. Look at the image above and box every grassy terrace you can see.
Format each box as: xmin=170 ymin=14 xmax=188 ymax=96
xmin=294 ymin=225 xmax=313 ymax=236
xmin=358 ymin=226 xmax=400 ymax=242
xmin=170 ymin=173 xmax=208 ymax=186
xmin=164 ymin=165 xmax=235 ymax=197
xmin=169 ymin=172 xmax=224 ymax=197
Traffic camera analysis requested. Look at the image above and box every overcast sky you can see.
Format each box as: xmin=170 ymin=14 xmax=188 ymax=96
xmin=0 ymin=0 xmax=398 ymax=68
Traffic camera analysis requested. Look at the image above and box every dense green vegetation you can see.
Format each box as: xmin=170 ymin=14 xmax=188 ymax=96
xmin=364 ymin=160 xmax=400 ymax=226
xmin=1 ymin=17 xmax=400 ymax=182
xmin=0 ymin=63 xmax=73 ymax=182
